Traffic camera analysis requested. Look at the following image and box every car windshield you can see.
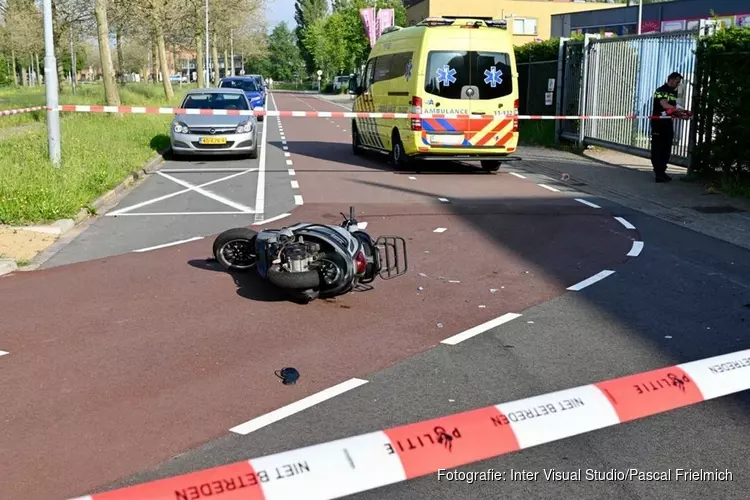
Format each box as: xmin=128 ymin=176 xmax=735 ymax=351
xmin=182 ymin=92 xmax=249 ymax=110
xmin=220 ymin=79 xmax=258 ymax=92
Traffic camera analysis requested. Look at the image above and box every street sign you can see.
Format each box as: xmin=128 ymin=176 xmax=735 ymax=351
xmin=317 ymin=70 xmax=323 ymax=76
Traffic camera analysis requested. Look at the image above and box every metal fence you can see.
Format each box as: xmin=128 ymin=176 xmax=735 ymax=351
xmin=517 ymin=61 xmax=558 ymax=115
xmin=558 ymin=30 xmax=705 ymax=167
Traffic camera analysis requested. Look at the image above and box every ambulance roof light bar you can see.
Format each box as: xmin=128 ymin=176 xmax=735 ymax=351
xmin=418 ymin=16 xmax=506 ymax=29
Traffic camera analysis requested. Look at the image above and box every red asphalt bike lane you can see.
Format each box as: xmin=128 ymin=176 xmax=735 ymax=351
xmin=1 ymin=92 xmax=633 ymax=500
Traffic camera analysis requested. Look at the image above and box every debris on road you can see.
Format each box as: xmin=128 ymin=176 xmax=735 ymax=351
xmin=276 ymin=367 xmax=300 ymax=385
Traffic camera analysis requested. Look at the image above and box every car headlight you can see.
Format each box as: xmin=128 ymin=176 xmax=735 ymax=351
xmin=236 ymin=121 xmax=253 ymax=133
xmin=173 ymin=121 xmax=189 ymax=134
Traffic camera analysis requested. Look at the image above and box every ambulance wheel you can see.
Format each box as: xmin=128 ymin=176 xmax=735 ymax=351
xmin=352 ymin=123 xmax=363 ymax=156
xmin=390 ymin=131 xmax=409 ymax=170
xmin=481 ymin=160 xmax=501 ymax=172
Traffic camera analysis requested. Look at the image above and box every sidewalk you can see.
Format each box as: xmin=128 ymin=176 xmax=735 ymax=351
xmin=516 ymin=145 xmax=750 ymax=251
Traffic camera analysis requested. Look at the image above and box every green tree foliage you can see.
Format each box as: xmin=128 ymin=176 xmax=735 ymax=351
xmin=692 ymin=26 xmax=750 ymax=178
xmin=294 ymin=0 xmax=328 ymax=73
xmin=267 ymin=21 xmax=305 ymax=81
xmin=301 ymin=0 xmax=407 ymax=82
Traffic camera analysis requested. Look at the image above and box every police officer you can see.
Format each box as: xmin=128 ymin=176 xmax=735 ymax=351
xmin=650 ymin=72 xmax=686 ymax=183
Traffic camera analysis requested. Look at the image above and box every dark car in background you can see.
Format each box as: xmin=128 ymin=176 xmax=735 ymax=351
xmin=219 ymin=77 xmax=266 ymax=121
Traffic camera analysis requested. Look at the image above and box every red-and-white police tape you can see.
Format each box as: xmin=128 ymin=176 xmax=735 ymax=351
xmin=69 ymin=348 xmax=749 ymax=500
xmin=0 ymin=105 xmax=45 ymax=116
xmin=0 ymin=104 xmax=683 ymax=121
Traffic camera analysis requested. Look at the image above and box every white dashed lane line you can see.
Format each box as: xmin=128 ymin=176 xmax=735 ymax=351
xmin=509 ymin=172 xmax=527 ymax=179
xmin=291 ymin=180 xmax=299 ymax=189
xmin=567 ymin=270 xmax=616 ymax=291
xmin=286 ymin=160 xmax=293 ymax=166
xmin=614 ymin=216 xmax=636 ymax=229
xmin=441 ymin=312 xmax=523 ymax=345
xmin=132 ymin=236 xmax=204 ymax=253
xmin=433 ymin=227 xmax=447 ymax=233
xmin=628 ymin=241 xmax=645 ymax=257
xmin=294 ymin=195 xmax=304 ymax=205
xmin=229 ymin=378 xmax=369 ymax=435
xmin=438 ymin=197 xmax=450 ymax=203
xmin=575 ymin=198 xmax=601 ymax=209
xmin=288 ymin=169 xmax=295 ymax=175
xmin=0 ymin=350 xmax=9 ymax=358
xmin=538 ymin=184 xmax=560 ymax=192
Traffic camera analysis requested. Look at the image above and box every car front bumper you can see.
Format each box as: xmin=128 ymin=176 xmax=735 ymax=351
xmin=170 ymin=130 xmax=257 ymax=154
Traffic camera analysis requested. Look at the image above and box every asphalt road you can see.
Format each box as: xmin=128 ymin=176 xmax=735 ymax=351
xmin=41 ymin=93 xmax=294 ymax=268
xmin=1 ymin=92 xmax=748 ymax=500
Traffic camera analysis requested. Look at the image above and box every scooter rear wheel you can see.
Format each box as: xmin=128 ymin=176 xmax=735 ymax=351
xmin=213 ymin=228 xmax=258 ymax=271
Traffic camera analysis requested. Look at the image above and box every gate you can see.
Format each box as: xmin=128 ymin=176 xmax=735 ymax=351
xmin=558 ymin=30 xmax=708 ymax=167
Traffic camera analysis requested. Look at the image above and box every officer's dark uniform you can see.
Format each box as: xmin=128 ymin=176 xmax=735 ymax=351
xmin=650 ymin=83 xmax=678 ymax=179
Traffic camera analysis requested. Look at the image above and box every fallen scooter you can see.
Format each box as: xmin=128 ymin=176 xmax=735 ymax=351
xmin=211 ymin=207 xmax=407 ymax=303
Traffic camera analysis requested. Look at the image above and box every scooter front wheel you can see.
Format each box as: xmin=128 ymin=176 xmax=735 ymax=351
xmin=213 ymin=227 xmax=258 ymax=271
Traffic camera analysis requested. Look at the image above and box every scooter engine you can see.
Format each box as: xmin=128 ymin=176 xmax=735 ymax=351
xmin=281 ymin=241 xmax=321 ymax=272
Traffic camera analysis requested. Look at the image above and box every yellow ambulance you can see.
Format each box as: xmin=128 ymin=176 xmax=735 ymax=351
xmin=351 ymin=16 xmax=519 ymax=172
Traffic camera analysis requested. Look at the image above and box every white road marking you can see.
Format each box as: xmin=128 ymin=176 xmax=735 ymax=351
xmin=438 ymin=197 xmax=450 ymax=203
xmin=441 ymin=313 xmax=522 ymax=345
xmin=107 ymin=169 xmax=257 ymax=216
xmin=567 ymin=270 xmax=616 ymax=291
xmin=282 ymin=146 xmax=289 ymax=151
xmin=408 ymin=176 xmax=417 ymax=180
xmin=294 ymin=195 xmax=304 ymax=205
xmin=229 ymin=378 xmax=369 ymax=435
xmin=284 ymin=152 xmax=291 ymax=157
xmin=132 ymin=236 xmax=204 ymax=253
xmin=433 ymin=227 xmax=447 ymax=233
xmin=291 ymin=180 xmax=299 ymax=189
xmin=357 ymin=222 xmax=368 ymax=229
xmin=286 ymin=160 xmax=293 ymax=167
xmin=280 ymin=135 xmax=286 ymax=140
xmin=282 ymin=140 xmax=287 ymax=145
xmin=627 ymin=241 xmax=644 ymax=257
xmin=157 ymin=172 xmax=254 ymax=213
xmin=288 ymin=169 xmax=295 ymax=176
xmin=112 ymin=211 xmax=252 ymax=216
xmin=614 ymin=216 xmax=636 ymax=229
xmin=160 ymin=168 xmax=254 ymax=173
xmin=254 ymin=93 xmax=272 ymax=222
xmin=0 ymin=350 xmax=9 ymax=357
xmin=538 ymin=184 xmax=560 ymax=192
xmin=509 ymin=172 xmax=527 ymax=179
xmin=253 ymin=213 xmax=292 ymax=226
xmin=575 ymin=198 xmax=601 ymax=208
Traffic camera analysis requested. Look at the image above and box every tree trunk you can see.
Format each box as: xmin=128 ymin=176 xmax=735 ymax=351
xmin=11 ymin=49 xmax=18 ymax=87
xmin=224 ymin=48 xmax=229 ymax=78
xmin=34 ymin=52 xmax=41 ymax=85
xmin=51 ymin=0 xmax=65 ymax=93
xmin=115 ymin=27 xmax=124 ymax=81
xmin=156 ymin=27 xmax=174 ymax=100
xmin=212 ymin=32 xmax=220 ymax=86
xmin=94 ymin=0 xmax=121 ymax=106
xmin=151 ymin=42 xmax=159 ymax=83
xmin=196 ymin=34 xmax=203 ymax=87
xmin=21 ymin=58 xmax=28 ymax=87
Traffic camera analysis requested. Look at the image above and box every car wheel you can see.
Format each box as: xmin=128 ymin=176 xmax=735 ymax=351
xmin=481 ymin=160 xmax=501 ymax=172
xmin=352 ymin=123 xmax=363 ymax=156
xmin=390 ymin=131 xmax=409 ymax=170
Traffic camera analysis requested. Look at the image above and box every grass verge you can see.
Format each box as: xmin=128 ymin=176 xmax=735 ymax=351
xmin=0 ymin=83 xmax=188 ymax=225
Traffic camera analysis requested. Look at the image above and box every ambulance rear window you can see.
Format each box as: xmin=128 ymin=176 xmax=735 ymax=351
xmin=424 ymin=51 xmax=512 ymax=100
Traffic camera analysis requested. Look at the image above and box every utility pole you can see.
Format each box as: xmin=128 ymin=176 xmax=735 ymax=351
xmin=204 ymin=0 xmax=210 ymax=86
xmin=230 ymin=30 xmax=234 ymax=77
xmin=42 ymin=0 xmax=61 ymax=166
xmin=637 ymin=0 xmax=643 ymax=35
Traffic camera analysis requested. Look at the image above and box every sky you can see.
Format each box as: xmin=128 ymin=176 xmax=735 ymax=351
xmin=265 ymin=0 xmax=301 ymax=30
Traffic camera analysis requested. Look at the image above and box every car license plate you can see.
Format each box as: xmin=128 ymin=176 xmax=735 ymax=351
xmin=429 ymin=134 xmax=463 ymax=146
xmin=199 ymin=137 xmax=227 ymax=144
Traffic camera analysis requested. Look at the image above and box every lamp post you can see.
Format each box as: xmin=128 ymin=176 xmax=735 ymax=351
xmin=42 ymin=0 xmax=61 ymax=166
xmin=204 ymin=0 xmax=210 ymax=86
xmin=637 ymin=0 xmax=643 ymax=35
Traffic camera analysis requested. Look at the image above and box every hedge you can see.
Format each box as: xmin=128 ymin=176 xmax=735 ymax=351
xmin=692 ymin=27 xmax=750 ymax=178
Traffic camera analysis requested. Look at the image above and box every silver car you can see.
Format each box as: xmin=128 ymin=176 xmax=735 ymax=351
xmin=170 ymin=88 xmax=258 ymax=158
